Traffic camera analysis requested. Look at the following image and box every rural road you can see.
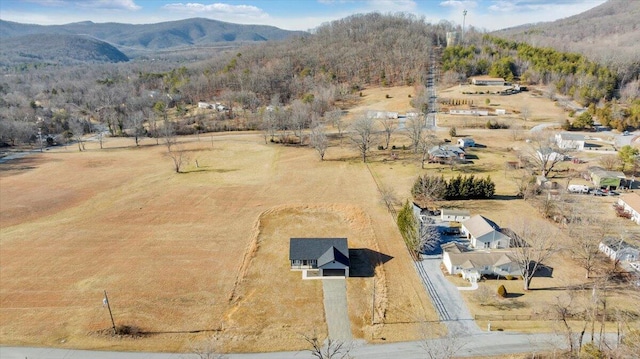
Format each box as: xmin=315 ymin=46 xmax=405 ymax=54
xmin=322 ymin=278 xmax=353 ymax=341
xmin=1 ymin=332 xmax=603 ymax=358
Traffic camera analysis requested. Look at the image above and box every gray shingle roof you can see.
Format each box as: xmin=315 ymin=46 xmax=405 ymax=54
xmin=317 ymin=246 xmax=350 ymax=267
xmin=289 ymin=238 xmax=349 ymax=261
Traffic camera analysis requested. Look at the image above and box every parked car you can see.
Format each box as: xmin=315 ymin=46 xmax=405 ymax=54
xmin=592 ymin=189 xmax=605 ymax=196
xmin=606 ymin=190 xmax=619 ymax=196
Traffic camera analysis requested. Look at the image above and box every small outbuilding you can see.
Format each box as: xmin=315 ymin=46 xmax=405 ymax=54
xmin=441 ymin=209 xmax=471 ymax=222
xmin=457 ymin=137 xmax=475 ymax=148
xmin=588 ymin=166 xmax=626 ymax=190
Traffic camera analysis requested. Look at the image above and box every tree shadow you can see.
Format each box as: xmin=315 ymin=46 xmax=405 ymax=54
xmin=348 ymin=248 xmax=394 ymax=277
xmin=492 ymin=194 xmax=521 ymax=201
xmin=505 ymin=292 xmax=524 ymax=299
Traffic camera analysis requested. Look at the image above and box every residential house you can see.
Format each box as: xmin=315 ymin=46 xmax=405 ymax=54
xmin=441 ymin=209 xmax=471 ymax=222
xmin=289 ymin=238 xmax=350 ymax=277
xmin=442 ymin=247 xmax=520 ymax=282
xmin=588 ymin=166 xmax=626 ymax=189
xmin=429 ymin=145 xmax=466 ymax=163
xmin=495 ymin=109 xmax=506 ymax=115
xmin=198 ymin=102 xmax=213 ymax=109
xmin=461 ymin=215 xmax=511 ymax=249
xmin=470 ymin=76 xmax=506 ymax=86
xmin=536 ymin=147 xmax=565 ymax=163
xmin=457 ymin=137 xmax=475 ymax=148
xmin=617 ymin=193 xmax=640 ymax=225
xmin=599 ymin=237 xmax=640 ymax=263
xmin=449 ymin=109 xmax=489 ymax=116
xmin=555 ymin=132 xmax=585 ymax=150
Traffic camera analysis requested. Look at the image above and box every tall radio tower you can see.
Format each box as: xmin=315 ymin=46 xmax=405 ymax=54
xmin=462 ymin=9 xmax=468 ymax=44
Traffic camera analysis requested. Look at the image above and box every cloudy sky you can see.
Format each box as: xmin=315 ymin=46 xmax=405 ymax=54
xmin=0 ymin=0 xmax=607 ymax=31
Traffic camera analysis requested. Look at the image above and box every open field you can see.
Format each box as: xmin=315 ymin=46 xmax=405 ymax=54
xmin=2 ymin=85 xmax=638 ymax=353
xmin=0 ymin=130 xmax=434 ymax=352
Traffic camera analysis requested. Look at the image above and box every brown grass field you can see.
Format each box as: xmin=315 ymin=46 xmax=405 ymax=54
xmin=2 ymin=85 xmax=639 ymax=354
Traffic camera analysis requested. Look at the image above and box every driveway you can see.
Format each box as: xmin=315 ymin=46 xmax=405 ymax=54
xmin=416 ymin=258 xmax=481 ymax=334
xmin=322 ymin=278 xmax=352 ymax=341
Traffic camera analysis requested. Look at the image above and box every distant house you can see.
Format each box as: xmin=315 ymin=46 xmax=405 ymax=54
xmin=441 ymin=209 xmax=471 ymax=222
xmin=588 ymin=166 xmax=626 ymax=189
xmin=470 ymin=76 xmax=505 ymax=86
xmin=442 ymin=248 xmax=520 ymax=282
xmin=449 ymin=109 xmax=489 ymax=116
xmin=618 ymin=193 xmax=640 ymax=225
xmin=599 ymin=237 xmax=640 ymax=263
xmin=461 ymin=215 xmax=511 ymax=249
xmin=457 ymin=137 xmax=475 ymax=148
xmin=495 ymin=109 xmax=506 ymax=115
xmin=198 ymin=102 xmax=213 ymax=109
xmin=536 ymin=147 xmax=565 ymax=163
xmin=289 ymin=238 xmax=350 ymax=277
xmin=555 ymin=132 xmax=585 ymax=150
xmin=429 ymin=145 xmax=465 ymax=163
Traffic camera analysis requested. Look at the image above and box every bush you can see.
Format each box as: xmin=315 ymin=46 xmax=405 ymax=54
xmin=385 ymin=94 xmax=391 ymax=99
xmin=392 ymin=145 xmax=396 ymax=150
xmin=497 ymin=284 xmax=508 ymax=298
xmin=377 ymin=145 xmax=384 ymax=150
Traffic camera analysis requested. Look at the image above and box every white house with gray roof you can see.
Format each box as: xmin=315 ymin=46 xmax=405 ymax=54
xmin=442 ymin=247 xmax=520 ymax=281
xmin=289 ymin=238 xmax=350 ymax=277
xmin=461 ymin=215 xmax=511 ymax=249
xmin=555 ymin=132 xmax=585 ymax=150
xmin=441 ymin=209 xmax=471 ymax=222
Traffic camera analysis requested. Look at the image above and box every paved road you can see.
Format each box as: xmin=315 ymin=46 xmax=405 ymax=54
xmin=3 ymin=332 xmax=614 ymax=359
xmin=416 ymin=258 xmax=481 ymax=334
xmin=322 ymin=279 xmax=352 ymax=341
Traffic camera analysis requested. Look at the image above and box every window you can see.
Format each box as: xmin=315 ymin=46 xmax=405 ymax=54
xmin=483 ymin=242 xmax=490 ymax=249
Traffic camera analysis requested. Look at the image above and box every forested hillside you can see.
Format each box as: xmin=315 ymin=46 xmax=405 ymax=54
xmin=0 ymin=13 xmax=637 ymax=149
xmin=0 ymin=34 xmax=129 ymax=66
xmin=494 ymin=0 xmax=639 ymax=85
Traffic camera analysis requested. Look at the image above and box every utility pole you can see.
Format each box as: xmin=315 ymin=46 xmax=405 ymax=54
xmin=371 ymin=277 xmax=376 ymax=325
xmin=103 ymin=290 xmax=116 ymax=334
xmin=462 ymin=10 xmax=468 ymax=44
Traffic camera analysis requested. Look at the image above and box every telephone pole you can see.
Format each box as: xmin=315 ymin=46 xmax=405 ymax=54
xmin=103 ymin=290 xmax=116 ymax=334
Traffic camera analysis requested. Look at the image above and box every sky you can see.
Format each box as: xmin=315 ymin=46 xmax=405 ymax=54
xmin=0 ymin=0 xmax=608 ymax=32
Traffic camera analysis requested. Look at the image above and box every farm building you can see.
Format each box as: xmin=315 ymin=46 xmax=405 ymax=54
xmin=555 ymin=132 xmax=585 ymax=150
xmin=588 ymin=166 xmax=626 ymax=189
xmin=457 ymin=137 xmax=475 ymax=148
xmin=617 ymin=193 xmax=640 ymax=225
xmin=470 ymin=76 xmax=505 ymax=86
xmin=461 ymin=215 xmax=511 ymax=249
xmin=289 ymin=238 xmax=349 ymax=277
xmin=441 ymin=209 xmax=471 ymax=222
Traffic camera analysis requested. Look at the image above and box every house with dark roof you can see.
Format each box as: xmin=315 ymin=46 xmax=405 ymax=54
xmin=428 ymin=145 xmax=465 ymax=163
xmin=289 ymin=238 xmax=350 ymax=277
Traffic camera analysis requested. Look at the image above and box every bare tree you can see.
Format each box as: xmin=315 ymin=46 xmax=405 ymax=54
xmin=126 ymin=111 xmax=146 ymax=147
xmin=290 ymin=99 xmax=310 ymax=143
xmin=419 ymin=219 xmax=441 ymax=254
xmin=568 ymin=217 xmax=608 ymax=279
xmin=310 ymin=123 xmax=329 ymax=161
xmin=405 ymin=116 xmax=424 ymax=154
xmin=521 ymin=105 xmax=530 ymax=122
xmin=379 ymin=185 xmax=399 ymax=213
xmin=599 ymin=155 xmax=620 ymax=171
xmin=509 ymin=218 xmax=559 ymax=291
xmin=419 ymin=322 xmax=464 ymax=359
xmin=260 ymin=108 xmax=277 ymax=144
xmin=378 ymin=117 xmax=396 ymax=150
xmin=524 ymin=131 xmax=570 ymax=177
xmin=350 ymin=116 xmax=376 ymax=162
xmin=187 ymin=335 xmax=227 ymax=359
xmin=300 ymin=332 xmax=352 ymax=359
xmin=166 ymin=144 xmax=189 ymax=173
xmin=326 ymin=109 xmax=345 ymax=143
xmin=417 ymin=129 xmax=439 ymax=169
xmin=68 ymin=118 xmax=86 ymax=152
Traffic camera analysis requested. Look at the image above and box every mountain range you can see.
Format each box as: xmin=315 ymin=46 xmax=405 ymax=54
xmin=0 ymin=17 xmax=306 ymax=64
